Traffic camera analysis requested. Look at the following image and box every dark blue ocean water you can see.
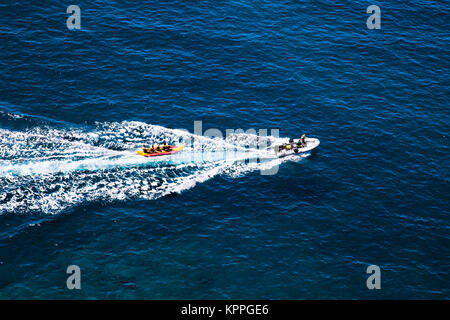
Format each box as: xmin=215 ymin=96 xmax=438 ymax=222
xmin=0 ymin=1 xmax=448 ymax=299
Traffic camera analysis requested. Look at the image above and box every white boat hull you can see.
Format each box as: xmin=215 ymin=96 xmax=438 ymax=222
xmin=275 ymin=138 xmax=320 ymax=157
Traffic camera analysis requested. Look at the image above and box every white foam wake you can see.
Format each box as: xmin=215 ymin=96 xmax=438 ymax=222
xmin=0 ymin=121 xmax=307 ymax=214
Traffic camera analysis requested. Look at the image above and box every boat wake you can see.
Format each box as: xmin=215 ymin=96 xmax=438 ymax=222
xmin=0 ymin=111 xmax=309 ymax=214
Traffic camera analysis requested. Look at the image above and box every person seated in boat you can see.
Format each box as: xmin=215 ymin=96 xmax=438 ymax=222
xmin=301 ymin=134 xmax=306 ymax=145
xmin=297 ymin=135 xmax=306 ymax=148
xmin=278 ymin=143 xmax=291 ymax=152
xmin=163 ymin=145 xmax=171 ymax=152
xmin=143 ymin=145 xmax=151 ymax=154
xmin=150 ymin=145 xmax=159 ymax=153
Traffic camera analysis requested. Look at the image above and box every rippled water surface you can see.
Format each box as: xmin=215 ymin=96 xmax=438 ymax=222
xmin=0 ymin=1 xmax=448 ymax=298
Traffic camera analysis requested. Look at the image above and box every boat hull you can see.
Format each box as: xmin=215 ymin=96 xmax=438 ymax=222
xmin=137 ymin=144 xmax=185 ymax=157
